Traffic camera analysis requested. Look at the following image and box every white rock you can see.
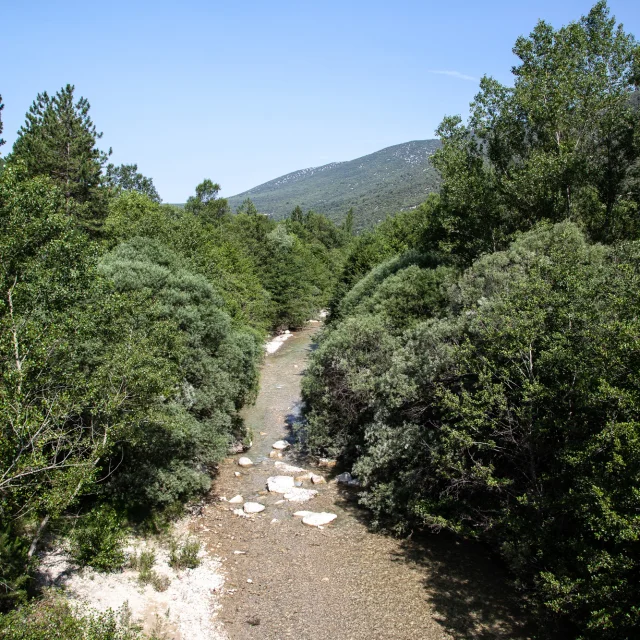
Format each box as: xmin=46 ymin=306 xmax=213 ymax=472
xmin=243 ymin=502 xmax=265 ymax=514
xmin=234 ymin=472 xmax=242 ymax=477
xmin=274 ymin=461 xmax=305 ymax=474
xmin=267 ymin=476 xmax=295 ymax=493
xmin=228 ymin=495 xmax=244 ymax=504
xmin=310 ymin=474 xmax=326 ymax=484
xmin=272 ymin=440 xmax=290 ymax=451
xmin=293 ymin=511 xmax=314 ymax=518
xmin=238 ymin=457 xmax=253 ymax=467
xmin=302 ymin=512 xmax=337 ymax=527
xmin=233 ymin=508 xmax=249 ymax=517
xmin=269 ymin=450 xmax=283 ymax=459
xmin=283 ymin=488 xmax=318 ymax=503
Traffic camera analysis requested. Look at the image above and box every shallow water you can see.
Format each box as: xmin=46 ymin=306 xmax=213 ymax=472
xmin=194 ymin=325 xmax=532 ymax=640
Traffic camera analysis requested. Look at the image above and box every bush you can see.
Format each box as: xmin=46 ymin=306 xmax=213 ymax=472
xmin=71 ymin=506 xmax=127 ymax=572
xmin=168 ymin=538 xmax=201 ymax=570
xmin=0 ymin=598 xmax=145 ymax=640
xmin=303 ymin=222 xmax=640 ymax=638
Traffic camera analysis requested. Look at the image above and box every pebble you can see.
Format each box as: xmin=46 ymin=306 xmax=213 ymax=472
xmin=238 ymin=457 xmax=253 ymax=467
xmin=243 ymin=502 xmax=265 ymax=514
xmin=233 ymin=509 xmax=249 ymax=518
xmin=234 ymin=472 xmax=242 ymax=477
xmin=302 ymin=512 xmax=338 ymax=527
xmin=272 ymin=440 xmax=290 ymax=451
xmin=267 ymin=476 xmax=295 ymax=493
xmin=283 ymin=488 xmax=318 ymax=503
xmin=228 ymin=495 xmax=244 ymax=504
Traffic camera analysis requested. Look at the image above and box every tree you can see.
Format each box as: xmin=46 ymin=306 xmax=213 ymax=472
xmin=105 ymin=163 xmax=160 ymax=202
xmin=432 ymin=1 xmax=640 ymax=254
xmin=0 ymin=94 xmax=4 ymax=150
xmin=185 ymin=179 xmax=229 ymax=224
xmin=9 ymin=84 xmax=111 ymax=235
xmin=342 ymin=208 xmax=354 ymax=235
xmin=290 ymin=205 xmax=304 ymax=223
xmin=236 ymin=197 xmax=259 ymax=216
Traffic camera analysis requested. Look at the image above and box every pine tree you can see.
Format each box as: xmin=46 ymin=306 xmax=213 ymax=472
xmin=0 ymin=94 xmax=5 ymax=150
xmin=10 ymin=84 xmax=110 ymax=235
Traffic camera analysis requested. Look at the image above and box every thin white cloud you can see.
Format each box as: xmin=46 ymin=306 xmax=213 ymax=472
xmin=428 ymin=70 xmax=479 ymax=82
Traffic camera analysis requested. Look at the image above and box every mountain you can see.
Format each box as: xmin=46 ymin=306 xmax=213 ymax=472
xmin=227 ymin=140 xmax=441 ymax=229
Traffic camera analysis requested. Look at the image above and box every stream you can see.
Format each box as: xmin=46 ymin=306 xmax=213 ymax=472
xmin=194 ymin=324 xmax=531 ymax=640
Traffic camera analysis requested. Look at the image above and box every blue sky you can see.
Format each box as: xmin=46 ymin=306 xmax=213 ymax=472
xmin=2 ymin=1 xmax=639 ymax=202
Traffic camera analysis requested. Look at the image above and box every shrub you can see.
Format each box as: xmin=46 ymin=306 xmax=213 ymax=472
xmin=71 ymin=506 xmax=127 ymax=572
xmin=0 ymin=598 xmax=144 ymax=640
xmin=168 ymin=538 xmax=201 ymax=570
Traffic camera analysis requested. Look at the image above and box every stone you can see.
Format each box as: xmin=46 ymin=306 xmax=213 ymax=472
xmin=233 ymin=508 xmax=249 ymax=518
xmin=228 ymin=495 xmax=244 ymax=504
xmin=269 ymin=450 xmax=283 ymax=459
xmin=318 ymin=458 xmax=337 ymax=468
xmin=283 ymin=488 xmax=318 ymax=503
xmin=243 ymin=502 xmax=265 ymax=514
xmin=302 ymin=512 xmax=337 ymax=527
xmin=293 ymin=511 xmax=314 ymax=518
xmin=336 ymin=472 xmax=353 ymax=485
xmin=267 ymin=476 xmax=295 ymax=493
xmin=310 ymin=474 xmax=326 ymax=484
xmin=274 ymin=461 xmax=305 ymax=474
xmin=234 ymin=472 xmax=242 ymax=477
xmin=272 ymin=440 xmax=290 ymax=451
xmin=238 ymin=457 xmax=253 ymax=467
xmin=228 ymin=441 xmax=244 ymax=454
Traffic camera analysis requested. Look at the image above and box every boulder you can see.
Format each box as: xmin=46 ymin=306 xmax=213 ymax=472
xmin=243 ymin=502 xmax=265 ymax=514
xmin=283 ymin=488 xmax=318 ymax=503
xmin=228 ymin=495 xmax=244 ymax=504
xmin=302 ymin=512 xmax=337 ymax=527
xmin=269 ymin=450 xmax=283 ymax=459
xmin=274 ymin=461 xmax=305 ymax=474
xmin=272 ymin=440 xmax=290 ymax=451
xmin=267 ymin=476 xmax=295 ymax=493
xmin=310 ymin=473 xmax=326 ymax=485
xmin=238 ymin=457 xmax=253 ymax=467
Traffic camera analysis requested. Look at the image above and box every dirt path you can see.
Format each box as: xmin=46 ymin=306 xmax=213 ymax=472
xmin=194 ymin=325 xmax=531 ymax=640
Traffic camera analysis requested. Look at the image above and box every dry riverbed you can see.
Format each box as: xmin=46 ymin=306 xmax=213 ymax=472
xmin=193 ymin=324 xmax=532 ymax=640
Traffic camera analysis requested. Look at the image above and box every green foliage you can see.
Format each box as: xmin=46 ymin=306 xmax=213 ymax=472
xmin=431 ymin=2 xmax=640 ymax=261
xmin=168 ymin=538 xmax=201 ymax=570
xmin=0 ymin=599 xmax=146 ymax=640
xmin=185 ymin=179 xmax=229 ymax=224
xmin=303 ymin=222 xmax=640 ymax=638
xmin=0 ymin=527 xmax=30 ymax=612
xmin=227 ymin=140 xmax=441 ymax=230
xmin=71 ymin=506 xmax=127 ymax=572
xmin=8 ymin=84 xmax=110 ymax=235
xmin=106 ymin=164 xmax=160 ymax=203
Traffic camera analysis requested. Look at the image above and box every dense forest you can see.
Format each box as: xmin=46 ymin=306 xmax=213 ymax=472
xmin=301 ymin=3 xmax=640 ymax=639
xmin=0 ymin=85 xmax=352 ymax=636
xmin=1 ymin=1 xmax=639 ymax=638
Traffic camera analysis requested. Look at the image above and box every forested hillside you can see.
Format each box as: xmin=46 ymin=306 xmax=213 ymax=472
xmin=227 ymin=139 xmax=441 ymax=230
xmin=0 ymin=86 xmax=352 ymax=636
xmin=301 ymin=3 xmax=640 ymax=639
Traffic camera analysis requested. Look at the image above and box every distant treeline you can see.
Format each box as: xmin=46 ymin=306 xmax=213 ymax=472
xmin=301 ymin=3 xmax=640 ymax=638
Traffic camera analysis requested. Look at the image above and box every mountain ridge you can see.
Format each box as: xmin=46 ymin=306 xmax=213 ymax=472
xmin=227 ymin=139 xmax=441 ymax=229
